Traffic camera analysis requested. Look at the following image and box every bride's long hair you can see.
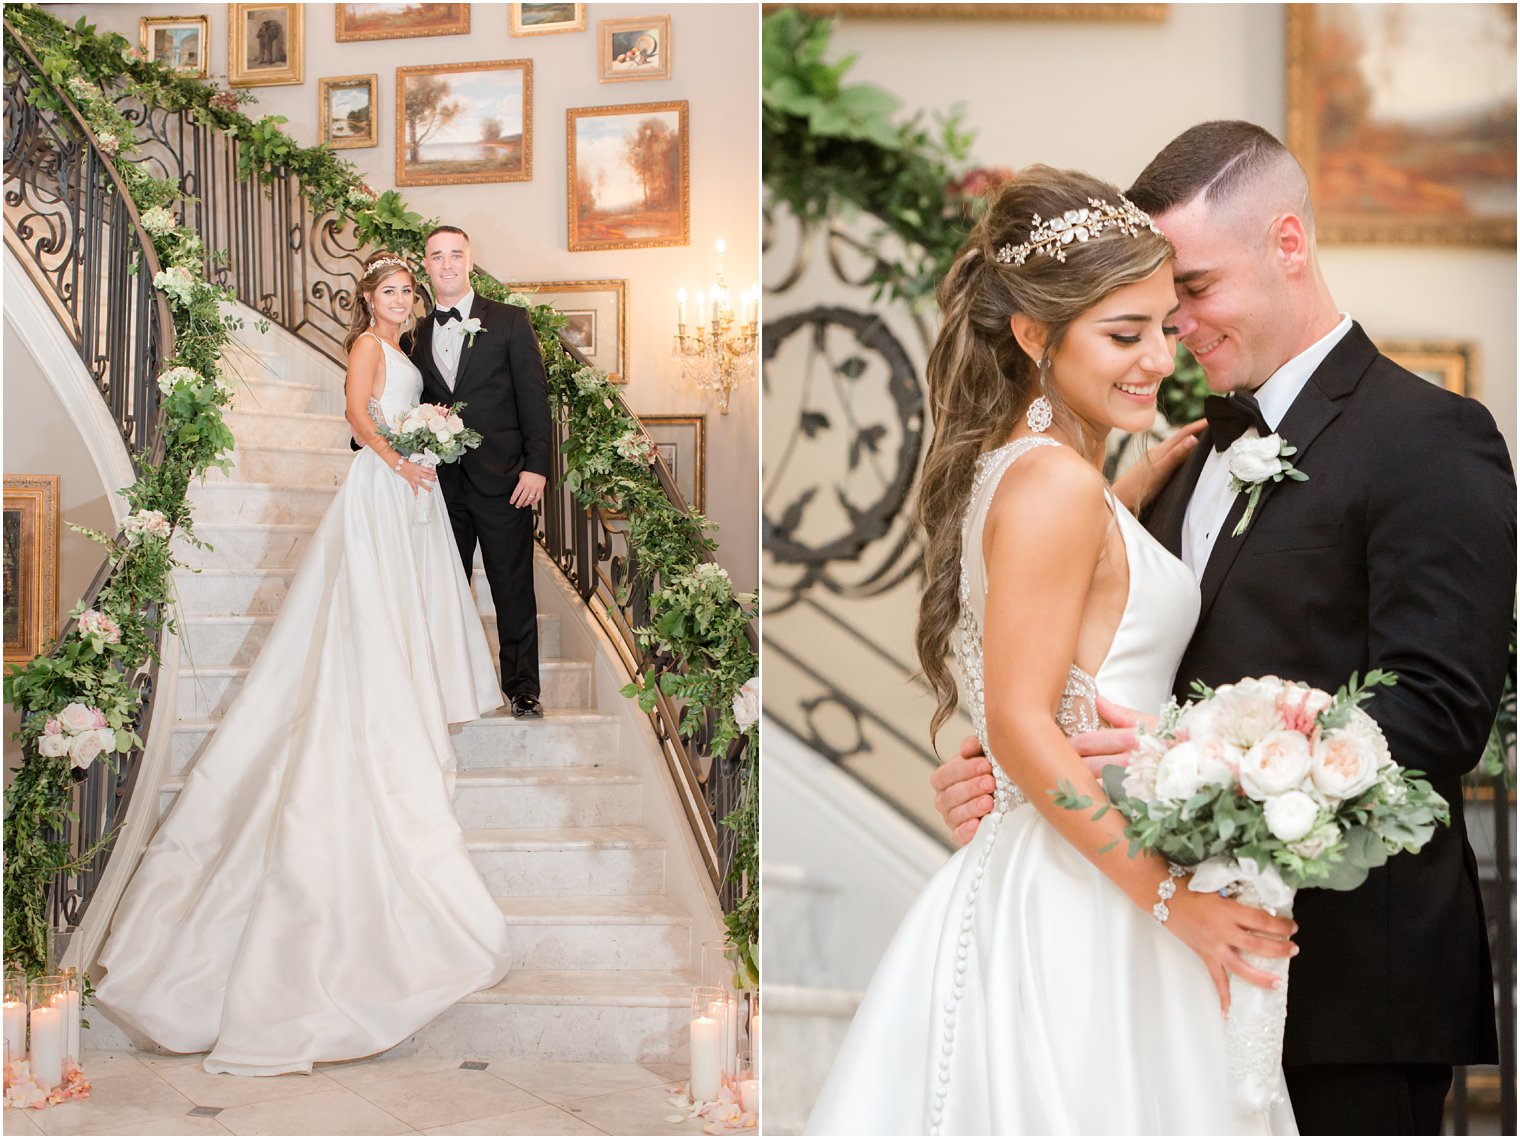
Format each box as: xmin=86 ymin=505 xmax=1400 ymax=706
xmin=342 ymin=253 xmax=417 ymax=356
xmin=915 ymin=166 xmax=1174 ymax=743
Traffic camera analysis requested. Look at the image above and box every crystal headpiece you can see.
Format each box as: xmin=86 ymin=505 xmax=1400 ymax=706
xmin=994 ymin=196 xmax=1162 ymax=266
xmin=368 ymin=255 xmax=411 ymax=274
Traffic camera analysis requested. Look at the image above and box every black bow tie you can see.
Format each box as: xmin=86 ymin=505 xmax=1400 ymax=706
xmin=434 ymin=307 xmax=461 ymax=326
xmin=1204 ymin=392 xmax=1272 ymax=451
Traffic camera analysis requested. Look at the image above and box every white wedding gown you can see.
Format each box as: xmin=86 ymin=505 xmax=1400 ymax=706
xmin=807 ymin=437 xmax=1297 ymax=1136
xmin=95 ymin=334 xmax=511 ymax=1076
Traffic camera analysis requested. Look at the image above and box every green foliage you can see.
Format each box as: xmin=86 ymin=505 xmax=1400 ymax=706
xmin=5 ymin=5 xmax=760 ymax=976
xmin=1482 ymin=615 xmax=1516 ymax=784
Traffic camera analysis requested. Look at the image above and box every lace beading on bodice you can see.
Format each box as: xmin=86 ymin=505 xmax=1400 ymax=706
xmin=955 ymin=437 xmax=1100 ymax=812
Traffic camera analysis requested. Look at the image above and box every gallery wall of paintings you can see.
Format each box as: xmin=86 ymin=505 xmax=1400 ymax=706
xmin=48 ymin=2 xmax=761 ymax=592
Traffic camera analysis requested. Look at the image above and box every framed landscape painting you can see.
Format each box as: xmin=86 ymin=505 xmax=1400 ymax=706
xmin=567 ymin=101 xmax=689 ymax=251
xmin=1385 ymin=340 xmax=1475 ymax=396
xmin=396 ymin=60 xmax=533 ymax=187
xmin=1286 ymin=4 xmax=1516 ymax=246
xmin=336 ymin=4 xmax=470 ymax=42
xmin=599 ymin=15 xmax=671 ymax=83
xmin=640 ymin=415 xmax=705 ymax=511
xmin=509 ymin=3 xmax=585 ymax=36
xmin=140 ymin=16 xmax=209 ymax=78
xmin=514 ymin=280 xmax=628 ymax=383
xmin=228 ymin=3 xmax=304 ymax=88
xmin=4 ymin=475 xmax=59 ymax=665
xmin=320 ymin=74 xmax=379 ymax=150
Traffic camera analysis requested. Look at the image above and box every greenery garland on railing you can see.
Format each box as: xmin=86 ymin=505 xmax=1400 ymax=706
xmin=4 ymin=6 xmax=759 ymax=974
xmin=762 ymin=8 xmax=1514 ymax=783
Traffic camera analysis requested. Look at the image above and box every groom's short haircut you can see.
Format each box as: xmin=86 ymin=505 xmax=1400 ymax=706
xmin=424 ymin=224 xmax=471 ymax=248
xmin=1126 ymin=120 xmax=1313 ymax=235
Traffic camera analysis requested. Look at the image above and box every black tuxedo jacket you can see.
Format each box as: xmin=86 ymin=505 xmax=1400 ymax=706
xmin=1143 ymin=323 xmax=1514 ymax=1067
xmin=410 ymin=297 xmax=553 ymax=498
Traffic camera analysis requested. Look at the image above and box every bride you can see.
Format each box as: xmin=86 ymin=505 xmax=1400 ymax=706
xmin=94 ymin=252 xmax=512 ymax=1076
xmin=805 ymin=169 xmax=1299 ymax=1135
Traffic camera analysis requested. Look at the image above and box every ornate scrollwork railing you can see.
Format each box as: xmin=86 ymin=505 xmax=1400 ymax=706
xmin=2 ymin=21 xmax=174 ymax=950
xmin=54 ymin=52 xmax=747 ymax=906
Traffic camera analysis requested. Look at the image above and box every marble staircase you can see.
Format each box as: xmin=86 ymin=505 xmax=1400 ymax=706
xmin=120 ymin=326 xmax=702 ymax=1062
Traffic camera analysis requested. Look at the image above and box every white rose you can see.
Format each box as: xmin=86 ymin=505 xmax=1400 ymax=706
xmin=69 ymin=730 xmax=106 ymax=770
xmin=1310 ymin=728 xmax=1380 ymax=802
xmin=446 ymin=415 xmax=464 ymax=434
xmin=731 ymin=676 xmax=759 ymax=731
xmin=58 ymin=702 xmax=98 ymax=734
xmin=1210 ymin=682 xmax=1286 ymax=748
xmin=1154 ymin=741 xmax=1206 ymax=803
xmin=1228 ymin=434 xmax=1286 ymax=483
xmin=1288 ymin=820 xmax=1343 ymax=860
xmin=37 ymin=733 xmax=70 ymax=758
xmin=1263 ymin=790 xmax=1319 ymax=842
xmin=1239 ymin=729 xmax=1313 ymax=800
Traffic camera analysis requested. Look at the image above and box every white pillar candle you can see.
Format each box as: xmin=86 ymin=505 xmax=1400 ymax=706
xmin=739 ymin=1077 xmax=760 ymax=1113
xmin=689 ymin=1014 xmax=721 ymax=1101
xmin=677 ymin=287 xmax=687 ymax=326
xmin=2 ymin=1001 xmax=25 ymax=1065
xmin=52 ymin=989 xmax=81 ymax=1062
xmin=28 ymin=1005 xmax=62 ymax=1089
xmin=709 ymin=996 xmax=737 ymax=1078
xmin=751 ymin=1010 xmax=761 ymax=1078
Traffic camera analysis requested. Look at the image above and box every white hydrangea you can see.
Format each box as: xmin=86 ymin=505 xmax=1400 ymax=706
xmin=152 ymin=266 xmax=198 ymax=306
xmin=66 ymin=76 xmax=96 ymax=101
xmin=693 ymin=562 xmax=732 ymax=589
xmin=95 ymin=129 xmax=120 ymax=156
xmin=122 ymin=509 xmax=172 ymax=540
xmin=572 ymin=366 xmax=607 ymax=395
xmin=504 ymin=292 xmax=533 ymax=309
xmin=614 ymin=428 xmax=656 ymax=465
xmin=140 ymin=206 xmax=176 ymax=235
xmin=156 ymin=365 xmax=203 ymax=395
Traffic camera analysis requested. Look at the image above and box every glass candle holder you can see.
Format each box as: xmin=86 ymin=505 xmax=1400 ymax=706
xmin=27 ymin=976 xmax=65 ymax=1090
xmin=699 ymin=939 xmax=737 ymax=992
xmin=688 ymin=985 xmax=725 ymax=1102
xmin=2 ymin=973 xmax=27 ymax=1078
xmin=52 ymin=968 xmax=82 ymax=1064
xmin=736 ymin=1050 xmax=759 ymax=1113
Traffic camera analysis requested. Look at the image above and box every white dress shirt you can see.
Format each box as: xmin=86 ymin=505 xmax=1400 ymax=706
xmin=432 ymin=289 xmax=476 ymax=390
xmin=1180 ymin=314 xmax=1353 ymax=579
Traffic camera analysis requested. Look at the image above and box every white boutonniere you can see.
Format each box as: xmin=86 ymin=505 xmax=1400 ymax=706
xmin=1226 ymin=434 xmax=1308 ymax=537
xmin=459 ymin=316 xmax=484 ymax=347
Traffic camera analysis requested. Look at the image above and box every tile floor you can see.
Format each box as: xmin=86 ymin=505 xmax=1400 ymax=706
xmin=4 ymin=1052 xmax=758 ymax=1136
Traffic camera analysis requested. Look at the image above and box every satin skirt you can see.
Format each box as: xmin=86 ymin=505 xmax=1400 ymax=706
xmin=806 ymin=801 xmax=1298 ymax=1135
xmin=95 ymin=448 xmax=510 ymax=1075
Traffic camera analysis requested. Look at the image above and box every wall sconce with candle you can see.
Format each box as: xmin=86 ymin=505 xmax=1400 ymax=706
xmin=673 ymin=238 xmax=758 ymax=414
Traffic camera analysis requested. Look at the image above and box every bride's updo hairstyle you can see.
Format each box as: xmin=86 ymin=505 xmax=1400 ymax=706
xmin=342 ymin=252 xmax=417 ymax=355
xmin=915 ymin=165 xmax=1173 ymax=743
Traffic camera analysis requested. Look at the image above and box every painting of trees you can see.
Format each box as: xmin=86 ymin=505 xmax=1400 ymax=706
xmin=403 ymin=74 xmax=461 ymax=164
xmin=568 ymin=101 xmax=689 ymax=250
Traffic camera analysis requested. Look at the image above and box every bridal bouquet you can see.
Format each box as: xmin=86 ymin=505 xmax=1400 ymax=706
xmin=1060 ymin=670 xmax=1448 ymax=1113
xmin=377 ymin=402 xmax=481 ymax=523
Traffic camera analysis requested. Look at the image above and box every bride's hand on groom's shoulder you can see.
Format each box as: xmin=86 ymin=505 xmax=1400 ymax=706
xmin=931 ymin=744 xmax=997 ymax=848
xmin=1109 ymin=418 xmax=1205 ymax=512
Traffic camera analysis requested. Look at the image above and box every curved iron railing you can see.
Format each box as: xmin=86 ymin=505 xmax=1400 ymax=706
xmin=2 ymin=21 xmax=175 ymax=952
xmin=11 ymin=33 xmax=749 ymax=911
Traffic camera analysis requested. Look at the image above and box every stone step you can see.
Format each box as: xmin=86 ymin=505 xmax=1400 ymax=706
xmin=176 ymin=658 xmax=593 ymax=718
xmin=393 ymin=969 xmax=695 ymax=1062
xmin=466 ymin=825 xmax=665 ymax=897
xmin=497 ymin=895 xmax=692 ymax=971
xmin=177 ymin=523 xmax=317 ymax=570
xmin=225 ymin=407 xmax=352 ymax=450
xmin=170 ymin=708 xmax=619 ymax=775
xmin=453 ymin=765 xmax=641 ymax=829
xmin=174 ymin=568 xmax=298 ymax=616
xmin=186 ymin=481 xmax=337 ymax=526
xmin=209 ymin=444 xmax=355 ymax=488
xmin=176 ymin=611 xmax=563 ymax=665
xmin=222 ymin=347 xmax=288 ymax=384
xmin=228 ymin=375 xmax=345 ymax=417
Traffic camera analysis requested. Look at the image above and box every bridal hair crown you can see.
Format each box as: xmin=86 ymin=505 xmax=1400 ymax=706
xmin=994 ymin=196 xmax=1163 ymax=266
xmin=368 ymin=255 xmax=412 ymax=274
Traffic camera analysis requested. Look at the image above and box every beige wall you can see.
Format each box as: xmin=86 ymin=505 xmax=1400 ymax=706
xmin=828 ymin=2 xmax=1516 ymax=453
xmin=45 ymin=1 xmax=761 ymax=590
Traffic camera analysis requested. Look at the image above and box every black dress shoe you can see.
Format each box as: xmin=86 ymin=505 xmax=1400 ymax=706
xmin=509 ymin=693 xmax=543 ymax=718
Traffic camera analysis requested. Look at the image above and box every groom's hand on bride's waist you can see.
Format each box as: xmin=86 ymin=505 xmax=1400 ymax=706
xmin=933 ymin=697 xmax=1158 ymax=846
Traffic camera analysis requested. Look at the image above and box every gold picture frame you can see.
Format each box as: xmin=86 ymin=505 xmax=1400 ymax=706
xmin=513 ymin=279 xmax=629 ymax=383
xmin=320 ymin=74 xmax=379 ymax=150
xmin=335 ymin=3 xmax=470 ymax=42
xmin=599 ymin=15 xmax=671 ymax=83
xmin=767 ymin=4 xmax=1168 ymax=18
xmin=509 ymin=3 xmax=586 ymax=36
xmin=395 ymin=60 xmax=533 ymax=187
xmin=228 ymin=3 xmax=304 ymax=88
xmin=640 ymin=414 xmax=706 ymax=512
xmin=4 ymin=475 xmax=59 ymax=665
xmin=567 ymin=101 xmax=690 ymax=252
xmin=140 ymin=16 xmax=210 ymax=78
xmin=1384 ymin=340 xmax=1475 ymax=397
xmin=1286 ymin=5 xmax=1516 ymax=247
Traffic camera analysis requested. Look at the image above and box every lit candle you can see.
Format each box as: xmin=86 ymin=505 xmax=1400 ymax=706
xmin=715 ymin=238 xmax=726 ymax=255
xmin=2 ymin=1000 xmax=24 ymax=1064
xmin=28 ymin=1004 xmax=62 ymax=1089
xmin=677 ymin=287 xmax=687 ymax=326
xmin=52 ymin=987 xmax=81 ymax=1062
xmin=689 ymin=1014 xmax=721 ymax=1101
xmin=739 ymin=1078 xmax=760 ymax=1113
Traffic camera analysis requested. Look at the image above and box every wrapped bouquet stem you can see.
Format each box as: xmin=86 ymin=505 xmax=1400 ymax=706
xmin=378 ymin=402 xmax=481 ymax=525
xmin=1058 ymin=670 xmax=1448 ymax=1116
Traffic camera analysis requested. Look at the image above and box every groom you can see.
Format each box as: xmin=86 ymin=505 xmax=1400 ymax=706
xmin=930 ymin=122 xmax=1515 ymax=1134
xmin=411 ymin=225 xmax=553 ymax=717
